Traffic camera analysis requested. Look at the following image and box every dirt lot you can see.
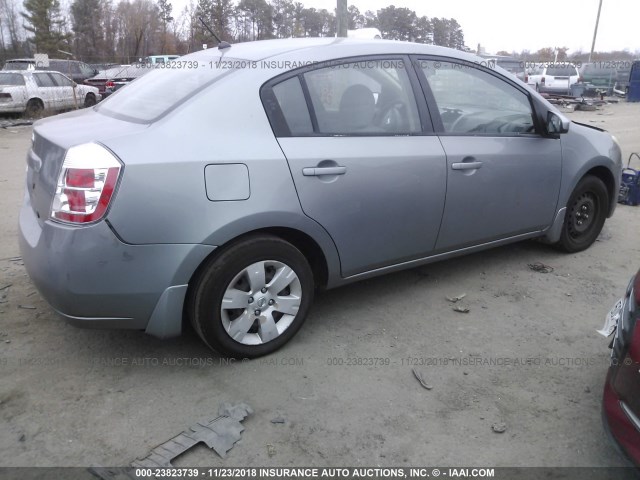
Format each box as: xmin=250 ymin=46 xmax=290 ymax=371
xmin=1 ymin=102 xmax=640 ymax=471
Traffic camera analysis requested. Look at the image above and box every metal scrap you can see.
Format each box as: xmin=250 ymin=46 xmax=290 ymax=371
xmin=90 ymin=403 xmax=253 ymax=479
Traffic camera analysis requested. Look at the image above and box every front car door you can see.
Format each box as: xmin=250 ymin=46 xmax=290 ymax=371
xmin=31 ymin=73 xmax=59 ymax=110
xmin=414 ymin=57 xmax=562 ymax=251
xmin=49 ymin=72 xmax=77 ymax=109
xmin=262 ymin=57 xmax=448 ymax=277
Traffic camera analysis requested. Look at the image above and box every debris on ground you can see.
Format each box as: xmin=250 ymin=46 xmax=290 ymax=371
xmin=267 ymin=443 xmax=276 ymax=457
xmin=412 ymin=368 xmax=433 ymax=390
xmin=92 ymin=402 xmax=254 ymax=478
xmin=0 ymin=284 xmax=12 ymax=291
xmin=492 ymin=423 xmax=507 ymax=434
xmin=446 ymin=293 xmax=467 ymax=303
xmin=218 ymin=402 xmax=254 ymax=421
xmin=90 ymin=404 xmax=256 ymax=477
xmin=453 ymin=306 xmax=470 ymax=314
xmin=18 ymin=305 xmax=36 ymax=310
xmin=271 ymin=417 xmax=285 ymax=424
xmin=528 ymin=262 xmax=554 ymax=274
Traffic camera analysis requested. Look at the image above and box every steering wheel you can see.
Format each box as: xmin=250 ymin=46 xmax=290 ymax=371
xmin=376 ymin=101 xmax=409 ymax=132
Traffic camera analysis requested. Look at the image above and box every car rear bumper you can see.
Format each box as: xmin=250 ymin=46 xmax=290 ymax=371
xmin=18 ymin=190 xmax=215 ymax=337
xmin=0 ymin=103 xmax=26 ymax=113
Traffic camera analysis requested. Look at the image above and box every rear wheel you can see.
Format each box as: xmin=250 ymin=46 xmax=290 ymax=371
xmin=188 ymin=234 xmax=314 ymax=358
xmin=84 ymin=93 xmax=96 ymax=107
xmin=24 ymin=99 xmax=43 ymax=118
xmin=554 ymin=175 xmax=609 ymax=253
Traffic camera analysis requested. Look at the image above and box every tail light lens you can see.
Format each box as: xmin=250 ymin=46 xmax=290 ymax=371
xmin=105 ymin=80 xmax=115 ymax=89
xmin=524 ymin=74 xmax=529 ymax=83
xmin=541 ymin=77 xmax=546 ymax=84
xmin=51 ymin=143 xmax=122 ymax=224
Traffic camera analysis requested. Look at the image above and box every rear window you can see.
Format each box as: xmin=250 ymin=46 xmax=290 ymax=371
xmin=0 ymin=73 xmax=26 ymax=85
xmin=97 ymin=60 xmax=233 ymax=122
xmin=3 ymin=61 xmax=31 ymax=70
xmin=546 ymin=66 xmax=577 ymax=76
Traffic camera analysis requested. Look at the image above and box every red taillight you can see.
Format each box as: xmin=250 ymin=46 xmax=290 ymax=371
xmin=524 ymin=74 xmax=528 ymax=83
xmin=541 ymin=77 xmax=546 ymax=84
xmin=105 ymin=80 xmax=115 ymax=89
xmin=51 ymin=143 xmax=122 ymax=224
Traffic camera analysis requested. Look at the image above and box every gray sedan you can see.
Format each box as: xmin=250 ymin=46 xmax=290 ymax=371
xmin=19 ymin=38 xmax=622 ymax=358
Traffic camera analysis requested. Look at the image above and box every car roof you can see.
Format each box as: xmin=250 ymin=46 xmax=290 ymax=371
xmin=183 ymin=37 xmax=488 ymax=65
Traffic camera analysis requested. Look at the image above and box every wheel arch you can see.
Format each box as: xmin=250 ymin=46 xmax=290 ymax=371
xmin=584 ymin=165 xmax=616 ymax=217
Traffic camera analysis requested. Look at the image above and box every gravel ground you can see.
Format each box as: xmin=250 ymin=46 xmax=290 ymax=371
xmin=0 ymin=102 xmax=639 ymax=471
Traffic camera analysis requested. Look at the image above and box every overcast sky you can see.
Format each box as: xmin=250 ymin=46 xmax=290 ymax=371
xmin=178 ymin=0 xmax=640 ymax=54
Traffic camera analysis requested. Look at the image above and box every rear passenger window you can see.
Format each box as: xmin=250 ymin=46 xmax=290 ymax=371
xmin=33 ymin=73 xmax=55 ymax=87
xmin=303 ymin=59 xmax=421 ymax=136
xmin=272 ymin=77 xmax=313 ymax=135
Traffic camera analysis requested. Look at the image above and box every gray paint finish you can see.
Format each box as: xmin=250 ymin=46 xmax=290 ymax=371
xmin=279 ymin=136 xmax=447 ymax=277
xmin=205 ymin=164 xmax=250 ymax=201
xmin=17 ymin=38 xmax=622 ymax=340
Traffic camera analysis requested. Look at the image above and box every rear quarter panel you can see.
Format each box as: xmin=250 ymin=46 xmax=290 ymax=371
xmin=102 ymin=70 xmax=342 ymax=279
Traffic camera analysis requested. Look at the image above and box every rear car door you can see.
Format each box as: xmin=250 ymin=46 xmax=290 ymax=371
xmin=414 ymin=57 xmax=562 ymax=251
xmin=262 ymin=57 xmax=447 ymax=277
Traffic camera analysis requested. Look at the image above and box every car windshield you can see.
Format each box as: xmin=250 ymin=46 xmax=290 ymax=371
xmin=0 ymin=72 xmax=26 ymax=85
xmin=96 ymin=60 xmax=234 ymax=122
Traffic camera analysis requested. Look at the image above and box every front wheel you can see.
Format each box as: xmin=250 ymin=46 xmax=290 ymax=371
xmin=188 ymin=235 xmax=314 ymax=358
xmin=554 ymin=175 xmax=609 ymax=253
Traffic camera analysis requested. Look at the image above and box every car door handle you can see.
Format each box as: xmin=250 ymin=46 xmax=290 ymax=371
xmin=302 ymin=166 xmax=347 ymax=176
xmin=452 ymin=161 xmax=483 ymax=171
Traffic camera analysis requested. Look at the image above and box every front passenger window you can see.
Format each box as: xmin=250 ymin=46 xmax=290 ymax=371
xmin=421 ymin=61 xmax=535 ymax=135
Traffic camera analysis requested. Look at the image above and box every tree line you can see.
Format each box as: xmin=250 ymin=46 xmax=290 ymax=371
xmin=0 ymin=0 xmax=466 ymax=64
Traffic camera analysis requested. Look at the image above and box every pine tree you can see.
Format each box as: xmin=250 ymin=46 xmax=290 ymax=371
xmin=22 ymin=0 xmax=70 ymax=55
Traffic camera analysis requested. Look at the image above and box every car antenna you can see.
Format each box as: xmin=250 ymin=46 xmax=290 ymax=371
xmin=198 ymin=17 xmax=231 ymax=51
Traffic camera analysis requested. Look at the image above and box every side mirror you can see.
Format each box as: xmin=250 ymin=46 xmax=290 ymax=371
xmin=547 ymin=111 xmax=570 ymax=135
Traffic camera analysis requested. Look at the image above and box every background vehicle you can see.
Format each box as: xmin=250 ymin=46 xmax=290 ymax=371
xmin=89 ymin=64 xmax=150 ymax=97
xmin=2 ymin=58 xmax=99 ymax=83
xmin=529 ymin=63 xmax=580 ymax=94
xmin=141 ymin=55 xmax=180 ymax=65
xmin=580 ymin=62 xmax=618 ymax=95
xmin=0 ymin=70 xmax=99 ymax=115
xmin=601 ymin=268 xmax=640 ymax=467
xmin=19 ymin=39 xmax=622 ymax=358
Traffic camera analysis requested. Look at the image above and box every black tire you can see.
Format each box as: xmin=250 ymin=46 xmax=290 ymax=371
xmin=554 ymin=175 xmax=609 ymax=253
xmin=187 ymin=234 xmax=314 ymax=358
xmin=84 ymin=93 xmax=96 ymax=107
xmin=24 ymin=99 xmax=43 ymax=118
